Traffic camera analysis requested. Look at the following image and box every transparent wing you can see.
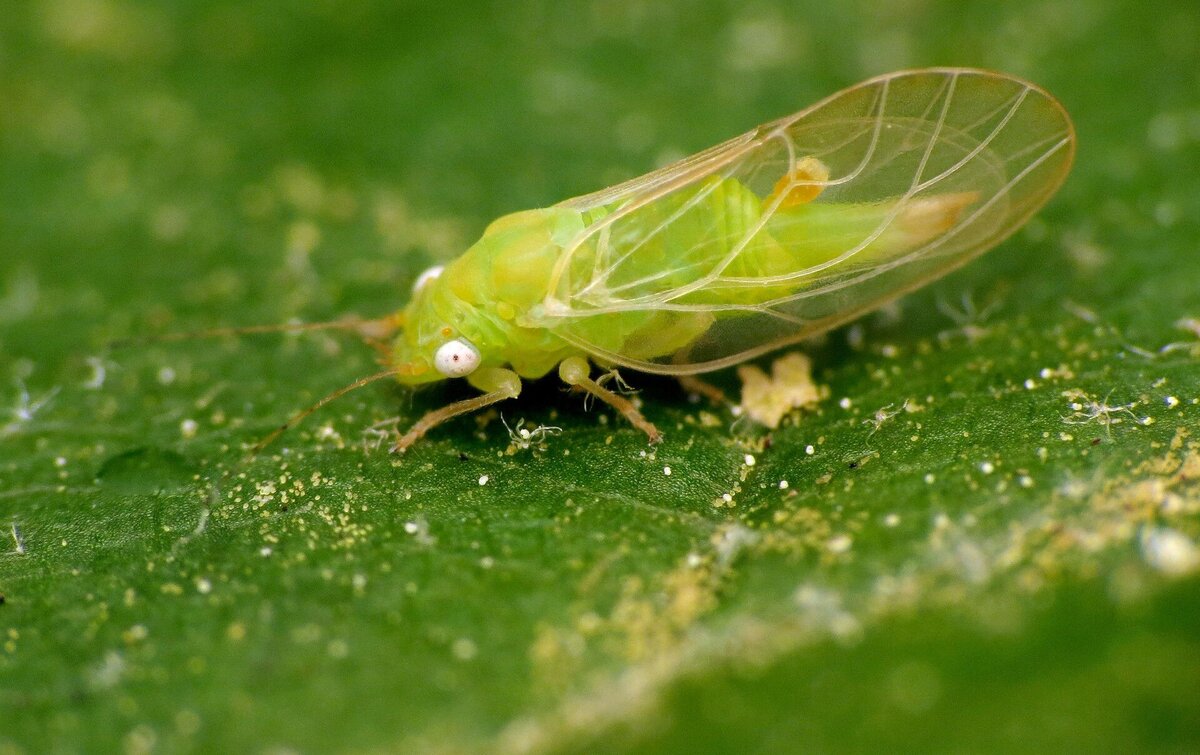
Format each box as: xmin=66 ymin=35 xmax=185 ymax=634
xmin=538 ymin=68 xmax=1076 ymax=374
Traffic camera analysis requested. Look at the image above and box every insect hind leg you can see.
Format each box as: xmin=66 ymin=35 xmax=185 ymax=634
xmin=559 ymin=357 xmax=662 ymax=444
xmin=676 ymin=374 xmax=729 ymax=406
xmin=670 ymin=347 xmax=730 ymax=406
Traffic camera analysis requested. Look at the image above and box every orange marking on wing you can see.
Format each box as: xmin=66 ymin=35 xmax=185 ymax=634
xmin=896 ymin=191 xmax=981 ymax=240
xmin=765 ymin=156 xmax=831 ymax=209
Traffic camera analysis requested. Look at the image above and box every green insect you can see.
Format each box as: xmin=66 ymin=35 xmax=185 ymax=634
xmin=255 ymin=68 xmax=1075 ymax=452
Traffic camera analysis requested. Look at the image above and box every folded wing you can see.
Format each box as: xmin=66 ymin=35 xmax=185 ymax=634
xmin=543 ymin=68 xmax=1076 ymax=373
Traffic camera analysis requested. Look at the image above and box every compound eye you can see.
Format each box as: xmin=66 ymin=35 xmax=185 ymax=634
xmin=411 ymin=265 xmax=444 ymax=294
xmin=433 ymin=338 xmax=480 ymax=377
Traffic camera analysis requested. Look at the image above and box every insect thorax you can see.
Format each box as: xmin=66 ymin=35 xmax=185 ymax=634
xmin=390 ymin=207 xmax=590 ymax=382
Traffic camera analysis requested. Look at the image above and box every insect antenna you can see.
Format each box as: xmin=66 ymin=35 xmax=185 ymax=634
xmin=251 ymin=367 xmax=403 ymax=455
xmin=108 ymin=314 xmax=401 ymax=350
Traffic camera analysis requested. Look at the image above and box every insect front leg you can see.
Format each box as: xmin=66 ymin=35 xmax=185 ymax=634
xmin=558 ymin=356 xmax=662 ymax=444
xmin=391 ymin=367 xmax=522 ymax=453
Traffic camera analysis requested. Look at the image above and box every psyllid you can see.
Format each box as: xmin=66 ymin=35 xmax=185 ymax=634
xmin=147 ymin=68 xmax=1076 ymax=452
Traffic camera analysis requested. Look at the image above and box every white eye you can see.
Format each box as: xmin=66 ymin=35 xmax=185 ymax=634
xmin=412 ymin=265 xmax=444 ymax=294
xmin=434 ymin=338 xmax=480 ymax=377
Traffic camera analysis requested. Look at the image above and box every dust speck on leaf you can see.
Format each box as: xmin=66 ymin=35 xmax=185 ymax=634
xmin=1141 ymin=527 xmax=1200 ymax=576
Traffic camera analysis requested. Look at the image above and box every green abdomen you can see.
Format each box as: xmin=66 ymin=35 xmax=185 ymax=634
xmin=426 ymin=175 xmax=942 ymax=374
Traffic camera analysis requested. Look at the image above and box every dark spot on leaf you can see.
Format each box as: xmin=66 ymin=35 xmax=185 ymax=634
xmin=96 ymin=447 xmax=197 ymax=494
xmin=848 ymin=461 xmax=859 ymax=469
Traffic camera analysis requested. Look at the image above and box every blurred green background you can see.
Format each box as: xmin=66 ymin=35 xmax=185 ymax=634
xmin=2 ymin=1 xmax=1199 ymax=752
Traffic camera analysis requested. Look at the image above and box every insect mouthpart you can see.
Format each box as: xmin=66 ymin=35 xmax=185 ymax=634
xmin=394 ymin=361 xmax=430 ymax=377
xmin=434 ymin=338 xmax=481 ymax=377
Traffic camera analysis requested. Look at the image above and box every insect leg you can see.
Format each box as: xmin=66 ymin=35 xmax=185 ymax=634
xmin=391 ymin=367 xmax=522 ymax=453
xmin=676 ymin=374 xmax=729 ymax=406
xmin=669 ymin=348 xmax=729 ymax=406
xmin=558 ymin=357 xmax=662 ymax=444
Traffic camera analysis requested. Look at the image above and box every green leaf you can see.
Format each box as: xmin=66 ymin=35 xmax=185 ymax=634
xmin=2 ymin=2 xmax=1199 ymax=753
